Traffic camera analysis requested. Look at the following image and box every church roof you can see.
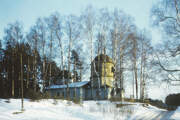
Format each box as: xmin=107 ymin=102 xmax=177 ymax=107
xmin=93 ymin=54 xmax=113 ymax=63
xmin=46 ymin=81 xmax=90 ymax=89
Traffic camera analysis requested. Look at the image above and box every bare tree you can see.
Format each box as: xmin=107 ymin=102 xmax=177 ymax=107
xmin=151 ymin=0 xmax=180 ymax=83
xmin=110 ymin=9 xmax=135 ymax=98
xmin=139 ymin=30 xmax=152 ymax=100
xmin=20 ymin=44 xmax=24 ymax=111
xmin=34 ymin=18 xmax=47 ymax=91
xmin=45 ymin=15 xmax=59 ymax=86
xmin=51 ymin=13 xmax=65 ymax=84
xmin=81 ymin=6 xmax=96 ymax=99
xmin=27 ymin=25 xmax=39 ymax=92
xmin=65 ymin=15 xmax=81 ymax=98
xmin=131 ymin=32 xmax=138 ymax=99
xmin=97 ymin=8 xmax=111 ymax=98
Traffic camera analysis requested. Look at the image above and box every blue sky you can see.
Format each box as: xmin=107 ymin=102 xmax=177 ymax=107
xmin=0 ymin=0 xmax=161 ymax=44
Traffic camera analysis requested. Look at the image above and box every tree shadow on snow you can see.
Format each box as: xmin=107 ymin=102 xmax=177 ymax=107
xmin=153 ymin=110 xmax=176 ymax=120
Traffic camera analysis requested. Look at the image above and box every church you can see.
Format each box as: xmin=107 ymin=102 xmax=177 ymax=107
xmin=46 ymin=54 xmax=118 ymax=100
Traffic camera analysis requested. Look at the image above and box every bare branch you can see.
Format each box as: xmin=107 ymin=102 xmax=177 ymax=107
xmin=156 ymin=54 xmax=180 ymax=72
xmin=174 ymin=0 xmax=180 ymax=23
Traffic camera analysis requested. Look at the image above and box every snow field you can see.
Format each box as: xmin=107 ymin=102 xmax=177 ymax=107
xmin=0 ymin=99 xmax=180 ymax=120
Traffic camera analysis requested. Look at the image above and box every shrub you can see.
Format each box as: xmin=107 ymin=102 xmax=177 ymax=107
xmin=148 ymin=99 xmax=167 ymax=108
xmin=25 ymin=89 xmax=42 ymax=101
xmin=109 ymin=96 xmax=123 ymax=101
xmin=42 ymin=92 xmax=50 ymax=99
xmin=165 ymin=93 xmax=180 ymax=106
xmin=73 ymin=98 xmax=81 ymax=104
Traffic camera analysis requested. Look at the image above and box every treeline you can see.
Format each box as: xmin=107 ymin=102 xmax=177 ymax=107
xmin=0 ymin=6 xmax=154 ymax=99
xmin=0 ymin=39 xmax=62 ymax=98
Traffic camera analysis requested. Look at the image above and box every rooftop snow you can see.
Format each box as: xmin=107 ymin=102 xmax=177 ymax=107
xmin=46 ymin=81 xmax=90 ymax=89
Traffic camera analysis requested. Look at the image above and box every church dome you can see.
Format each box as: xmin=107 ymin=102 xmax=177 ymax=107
xmin=93 ymin=54 xmax=113 ymax=63
xmin=91 ymin=54 xmax=115 ymax=87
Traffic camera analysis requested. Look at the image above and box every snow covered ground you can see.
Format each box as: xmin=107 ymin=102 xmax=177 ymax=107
xmin=0 ymin=99 xmax=180 ymax=120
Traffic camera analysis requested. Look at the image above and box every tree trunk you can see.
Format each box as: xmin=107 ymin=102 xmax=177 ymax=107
xmin=33 ymin=51 xmax=37 ymax=92
xmin=11 ymin=50 xmax=15 ymax=97
xmin=140 ymin=44 xmax=143 ymax=100
xmin=142 ymin=50 xmax=147 ymax=100
xmin=90 ymin=30 xmax=94 ymax=99
xmin=80 ymin=67 xmax=82 ymax=82
xmin=133 ymin=39 xmax=138 ymax=99
xmin=49 ymin=63 xmax=52 ymax=86
xmin=112 ymin=27 xmax=118 ymax=96
xmin=42 ymin=59 xmax=46 ymax=91
xmin=67 ymin=25 xmax=72 ymax=99
xmin=27 ymin=56 xmax=30 ymax=89
xmin=12 ymin=65 xmax=14 ymax=97
xmin=132 ymin=69 xmax=135 ymax=99
xmin=56 ymin=31 xmax=64 ymax=84
xmin=119 ymin=49 xmax=124 ymax=90
xmin=20 ymin=53 xmax=24 ymax=111
xmin=134 ymin=62 xmax=138 ymax=99
xmin=74 ymin=60 xmax=76 ymax=82
xmin=49 ymin=30 xmax=53 ymax=86
xmin=103 ymin=60 xmax=107 ymax=98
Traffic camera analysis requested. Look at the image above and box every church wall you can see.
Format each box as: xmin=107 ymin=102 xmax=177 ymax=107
xmin=47 ymin=86 xmax=113 ymax=100
xmin=91 ymin=61 xmax=114 ymax=87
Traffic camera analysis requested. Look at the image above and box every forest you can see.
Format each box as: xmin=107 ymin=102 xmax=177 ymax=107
xmin=0 ymin=0 xmax=179 ymax=103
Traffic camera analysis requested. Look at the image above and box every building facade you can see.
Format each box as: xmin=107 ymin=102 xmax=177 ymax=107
xmin=46 ymin=54 xmax=116 ymax=100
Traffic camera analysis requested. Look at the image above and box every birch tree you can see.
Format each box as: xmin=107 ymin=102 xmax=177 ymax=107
xmin=110 ymin=9 xmax=135 ymax=98
xmin=97 ymin=8 xmax=111 ymax=98
xmin=131 ymin=32 xmax=139 ymax=99
xmin=45 ymin=15 xmax=59 ymax=86
xmin=139 ymin=30 xmax=152 ymax=100
xmin=27 ymin=25 xmax=39 ymax=92
xmin=50 ymin=13 xmax=65 ymax=84
xmin=81 ymin=6 xmax=96 ymax=98
xmin=65 ymin=15 xmax=81 ymax=98
xmin=37 ymin=18 xmax=47 ymax=91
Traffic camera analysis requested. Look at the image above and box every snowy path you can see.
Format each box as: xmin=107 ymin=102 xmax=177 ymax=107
xmin=129 ymin=105 xmax=176 ymax=120
xmin=131 ymin=110 xmax=175 ymax=120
